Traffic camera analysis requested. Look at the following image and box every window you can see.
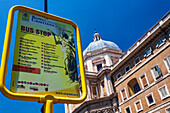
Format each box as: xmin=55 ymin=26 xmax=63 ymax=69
xmin=120 ymin=88 xmax=127 ymax=101
xmin=125 ymin=65 xmax=131 ymax=73
xmin=125 ymin=106 xmax=132 ymax=113
xmin=143 ymin=47 xmax=152 ymax=58
xmin=151 ymin=65 xmax=162 ymax=81
xmin=139 ymin=74 xmax=149 ymax=89
xmin=168 ymin=31 xmax=170 ymax=37
xmin=164 ymin=56 xmax=170 ymax=71
xmin=145 ymin=93 xmax=156 ymax=107
xmin=92 ymin=86 xmax=97 ymax=96
xmin=165 ymin=107 xmax=170 ymax=113
xmin=155 ymin=36 xmax=166 ymax=48
xmin=97 ymin=64 xmax=102 ymax=71
xmin=134 ymin=57 xmax=141 ymax=65
xmin=116 ymin=72 xmax=122 ymax=80
xmin=158 ymin=85 xmax=169 ymax=100
xmin=134 ymin=100 xmax=143 ymax=112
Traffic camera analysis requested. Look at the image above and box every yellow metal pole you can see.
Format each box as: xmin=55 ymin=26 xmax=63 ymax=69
xmin=44 ymin=100 xmax=53 ymax=113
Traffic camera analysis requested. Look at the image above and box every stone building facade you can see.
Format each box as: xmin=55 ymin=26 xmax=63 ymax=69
xmin=109 ymin=12 xmax=170 ymax=113
xmin=65 ymin=30 xmax=124 ymax=113
xmin=65 ymin=12 xmax=170 ymax=113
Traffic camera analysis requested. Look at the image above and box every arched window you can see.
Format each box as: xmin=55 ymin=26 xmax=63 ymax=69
xmin=128 ymin=78 xmax=141 ymax=96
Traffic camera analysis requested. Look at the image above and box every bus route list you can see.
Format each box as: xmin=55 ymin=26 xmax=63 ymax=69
xmin=13 ymin=37 xmax=61 ymax=74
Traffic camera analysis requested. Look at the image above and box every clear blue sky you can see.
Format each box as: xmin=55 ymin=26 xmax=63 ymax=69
xmin=0 ymin=0 xmax=169 ymax=113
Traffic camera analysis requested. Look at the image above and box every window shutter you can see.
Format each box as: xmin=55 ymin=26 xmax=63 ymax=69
xmin=156 ymin=65 xmax=162 ymax=76
xmin=122 ymin=89 xmax=127 ymax=100
xmin=162 ymin=36 xmax=166 ymax=42
xmin=160 ymin=86 xmax=168 ymax=97
xmin=141 ymin=76 xmax=148 ymax=87
xmin=155 ymin=42 xmax=159 ymax=48
xmin=136 ymin=101 xmax=141 ymax=110
xmin=149 ymin=47 xmax=152 ymax=52
xmin=165 ymin=56 xmax=170 ymax=69
xmin=143 ymin=52 xmax=146 ymax=58
xmin=152 ymin=68 xmax=159 ymax=78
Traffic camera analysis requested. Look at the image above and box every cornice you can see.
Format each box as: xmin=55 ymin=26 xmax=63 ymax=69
xmin=72 ymin=93 xmax=117 ymax=113
xmin=84 ymin=48 xmax=124 ymax=61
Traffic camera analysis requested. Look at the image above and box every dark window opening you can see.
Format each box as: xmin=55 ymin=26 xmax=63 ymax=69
xmin=125 ymin=107 xmax=131 ymax=113
xmin=117 ymin=73 xmax=122 ymax=80
xmin=147 ymin=95 xmax=154 ymax=104
xmin=125 ymin=65 xmax=131 ymax=73
xmin=97 ymin=64 xmax=102 ymax=71
xmin=133 ymin=83 xmax=141 ymax=94
xmin=135 ymin=57 xmax=140 ymax=65
xmin=166 ymin=107 xmax=170 ymax=113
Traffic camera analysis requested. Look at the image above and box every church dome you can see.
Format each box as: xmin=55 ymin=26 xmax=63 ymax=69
xmin=83 ymin=31 xmax=120 ymax=56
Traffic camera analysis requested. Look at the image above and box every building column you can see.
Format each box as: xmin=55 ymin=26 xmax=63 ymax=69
xmin=64 ymin=104 xmax=68 ymax=113
xmin=87 ymin=60 xmax=93 ymax=72
xmin=99 ymin=81 xmax=104 ymax=97
xmin=105 ymin=55 xmax=112 ymax=66
xmin=104 ymin=75 xmax=110 ymax=96
xmin=86 ymin=78 xmax=91 ymax=100
xmin=107 ymin=75 xmax=114 ymax=94
xmin=68 ymin=104 xmax=73 ymax=113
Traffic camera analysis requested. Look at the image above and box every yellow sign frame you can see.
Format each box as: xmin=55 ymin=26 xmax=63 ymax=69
xmin=0 ymin=5 xmax=87 ymax=104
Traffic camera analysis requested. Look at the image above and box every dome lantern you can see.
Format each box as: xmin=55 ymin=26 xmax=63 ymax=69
xmin=93 ymin=30 xmax=101 ymax=41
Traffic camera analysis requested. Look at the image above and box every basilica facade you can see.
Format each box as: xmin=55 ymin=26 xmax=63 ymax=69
xmin=65 ymin=11 xmax=170 ymax=113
